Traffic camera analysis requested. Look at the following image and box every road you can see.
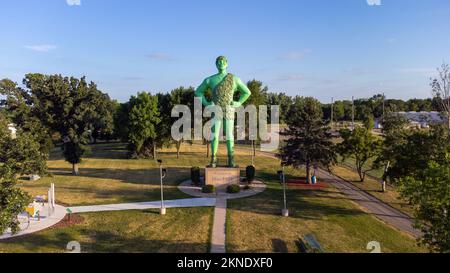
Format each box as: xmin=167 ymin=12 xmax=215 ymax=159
xmin=316 ymin=168 xmax=421 ymax=238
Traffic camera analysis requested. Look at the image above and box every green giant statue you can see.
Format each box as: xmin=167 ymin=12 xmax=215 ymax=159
xmin=195 ymin=56 xmax=251 ymax=167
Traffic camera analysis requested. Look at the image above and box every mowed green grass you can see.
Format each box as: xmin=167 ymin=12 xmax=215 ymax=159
xmin=0 ymin=207 xmax=213 ymax=253
xmin=18 ymin=142 xmax=277 ymax=206
xmin=226 ymin=168 xmax=425 ymax=253
xmin=4 ymin=142 xmax=425 ymax=253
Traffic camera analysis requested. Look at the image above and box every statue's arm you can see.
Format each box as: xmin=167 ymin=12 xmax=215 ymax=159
xmin=233 ymin=77 xmax=251 ymax=107
xmin=195 ymin=79 xmax=213 ymax=106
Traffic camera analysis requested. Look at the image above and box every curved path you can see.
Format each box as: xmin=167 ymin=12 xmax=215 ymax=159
xmin=316 ymin=168 xmax=421 ymax=238
xmin=0 ymin=204 xmax=67 ymax=240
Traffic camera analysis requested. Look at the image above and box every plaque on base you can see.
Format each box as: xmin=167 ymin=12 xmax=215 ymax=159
xmin=205 ymin=167 xmax=240 ymax=188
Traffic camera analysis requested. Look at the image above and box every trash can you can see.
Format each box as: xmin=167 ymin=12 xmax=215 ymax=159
xmin=311 ymin=176 xmax=317 ymax=185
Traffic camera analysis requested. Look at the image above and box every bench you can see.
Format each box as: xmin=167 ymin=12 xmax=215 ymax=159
xmin=297 ymin=234 xmax=324 ymax=253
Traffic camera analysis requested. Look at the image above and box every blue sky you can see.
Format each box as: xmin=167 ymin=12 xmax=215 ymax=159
xmin=1 ymin=0 xmax=450 ymax=103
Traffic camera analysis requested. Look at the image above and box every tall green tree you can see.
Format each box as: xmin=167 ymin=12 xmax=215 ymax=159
xmin=89 ymin=93 xmax=116 ymax=143
xmin=0 ymin=79 xmax=53 ymax=154
xmin=244 ymin=80 xmax=268 ymax=156
xmin=0 ymin=113 xmax=46 ymax=235
xmin=279 ymin=97 xmax=336 ymax=183
xmin=114 ymin=102 xmax=130 ymax=142
xmin=338 ymin=127 xmax=382 ymax=182
xmin=22 ymin=74 xmax=109 ymax=175
xmin=398 ymin=155 xmax=450 ymax=252
xmin=384 ymin=125 xmax=449 ymax=181
xmin=169 ymin=87 xmax=196 ymax=157
xmin=127 ymin=92 xmax=160 ymax=159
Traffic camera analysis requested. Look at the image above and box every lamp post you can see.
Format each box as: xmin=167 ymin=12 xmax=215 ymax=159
xmin=278 ymin=164 xmax=289 ymax=217
xmin=158 ymin=159 xmax=167 ymax=215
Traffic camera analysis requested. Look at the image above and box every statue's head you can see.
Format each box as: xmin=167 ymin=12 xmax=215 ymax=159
xmin=216 ymin=56 xmax=228 ymax=71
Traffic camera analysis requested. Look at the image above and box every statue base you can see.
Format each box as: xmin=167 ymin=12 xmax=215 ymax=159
xmin=205 ymin=167 xmax=240 ymax=188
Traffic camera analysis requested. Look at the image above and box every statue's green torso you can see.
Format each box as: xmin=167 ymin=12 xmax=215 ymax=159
xmin=206 ymin=73 xmax=237 ymax=120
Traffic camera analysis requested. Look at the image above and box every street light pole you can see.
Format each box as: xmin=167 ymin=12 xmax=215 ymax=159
xmin=158 ymin=160 xmax=166 ymax=215
xmin=281 ymin=164 xmax=289 ymax=217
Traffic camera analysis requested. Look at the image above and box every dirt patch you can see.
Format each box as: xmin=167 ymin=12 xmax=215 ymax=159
xmin=52 ymin=214 xmax=84 ymax=229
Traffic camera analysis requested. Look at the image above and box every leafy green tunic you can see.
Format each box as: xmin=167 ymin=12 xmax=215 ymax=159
xmin=212 ymin=73 xmax=235 ymax=120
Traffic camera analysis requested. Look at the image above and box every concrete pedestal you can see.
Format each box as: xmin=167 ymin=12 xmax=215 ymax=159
xmin=160 ymin=207 xmax=166 ymax=215
xmin=205 ymin=167 xmax=240 ymax=188
xmin=282 ymin=209 xmax=289 ymax=217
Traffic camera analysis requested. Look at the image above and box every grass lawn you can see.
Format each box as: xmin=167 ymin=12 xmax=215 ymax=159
xmin=4 ymin=141 xmax=424 ymax=253
xmin=227 ymin=174 xmax=424 ymax=253
xmin=330 ymin=164 xmax=415 ymax=217
xmin=226 ymin=160 xmax=424 ymax=253
xmin=0 ymin=207 xmax=213 ymax=253
xmin=18 ymin=142 xmax=277 ymax=206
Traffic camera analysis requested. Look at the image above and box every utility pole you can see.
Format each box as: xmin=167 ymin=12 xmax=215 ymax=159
xmin=352 ymin=96 xmax=355 ymax=131
xmin=331 ymin=97 xmax=334 ymax=131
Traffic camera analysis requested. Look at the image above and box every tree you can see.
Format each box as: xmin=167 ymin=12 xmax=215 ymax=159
xmin=114 ymin=102 xmax=130 ymax=142
xmin=383 ymin=125 xmax=449 ymax=181
xmin=127 ymin=92 xmax=160 ymax=159
xmin=22 ymin=74 xmax=108 ymax=175
xmin=267 ymin=92 xmax=292 ymax=124
xmin=169 ymin=87 xmax=196 ymax=158
xmin=0 ymin=79 xmax=53 ymax=154
xmin=244 ymin=80 xmax=269 ymax=156
xmin=0 ymin=113 xmax=46 ymax=235
xmin=338 ymin=127 xmax=382 ymax=182
xmin=398 ymin=155 xmax=450 ymax=252
xmin=88 ymin=93 xmax=116 ymax=143
xmin=279 ymin=97 xmax=336 ymax=184
xmin=431 ymin=62 xmax=450 ymax=136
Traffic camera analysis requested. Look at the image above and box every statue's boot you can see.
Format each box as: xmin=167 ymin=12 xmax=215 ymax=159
xmin=210 ymin=156 xmax=218 ymax=168
xmin=228 ymin=153 xmax=236 ymax=168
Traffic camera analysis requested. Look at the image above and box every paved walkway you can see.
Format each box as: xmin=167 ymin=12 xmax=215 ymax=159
xmin=317 ymin=168 xmax=421 ymax=238
xmin=69 ymin=198 xmax=216 ymax=213
xmin=211 ymin=198 xmax=227 ymax=253
xmin=178 ymin=179 xmax=266 ymax=200
xmin=0 ymin=204 xmax=67 ymax=240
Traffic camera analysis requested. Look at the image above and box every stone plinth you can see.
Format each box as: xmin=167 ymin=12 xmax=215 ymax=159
xmin=205 ymin=167 xmax=240 ymax=188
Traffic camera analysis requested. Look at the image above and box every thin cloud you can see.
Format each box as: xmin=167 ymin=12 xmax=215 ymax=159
xmin=24 ymin=44 xmax=57 ymax=52
xmin=146 ymin=52 xmax=173 ymax=61
xmin=367 ymin=0 xmax=381 ymax=6
xmin=279 ymin=49 xmax=312 ymax=61
xmin=277 ymin=74 xmax=305 ymax=82
xmin=399 ymin=68 xmax=436 ymax=76
xmin=66 ymin=0 xmax=81 ymax=6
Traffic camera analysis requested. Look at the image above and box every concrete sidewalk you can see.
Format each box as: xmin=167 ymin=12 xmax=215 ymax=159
xmin=210 ymin=198 xmax=227 ymax=253
xmin=0 ymin=204 xmax=67 ymax=240
xmin=317 ymin=168 xmax=421 ymax=238
xmin=69 ymin=198 xmax=217 ymax=213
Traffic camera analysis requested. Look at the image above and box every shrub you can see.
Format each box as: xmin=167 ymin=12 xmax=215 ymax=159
xmin=191 ymin=167 xmax=201 ymax=186
xmin=227 ymin=184 xmax=241 ymax=194
xmin=202 ymin=184 xmax=215 ymax=193
xmin=246 ymin=165 xmax=256 ymax=184
xmin=244 ymin=185 xmax=251 ymax=190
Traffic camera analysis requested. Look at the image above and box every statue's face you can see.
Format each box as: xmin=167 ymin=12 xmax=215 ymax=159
xmin=216 ymin=58 xmax=228 ymax=71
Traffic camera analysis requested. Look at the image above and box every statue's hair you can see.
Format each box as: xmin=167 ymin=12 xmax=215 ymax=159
xmin=216 ymin=56 xmax=228 ymax=65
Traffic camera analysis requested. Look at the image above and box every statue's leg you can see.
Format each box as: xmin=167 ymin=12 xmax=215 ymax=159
xmin=210 ymin=118 xmax=222 ymax=167
xmin=225 ymin=119 xmax=235 ymax=167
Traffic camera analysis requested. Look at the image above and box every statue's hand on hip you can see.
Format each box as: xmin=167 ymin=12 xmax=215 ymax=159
xmin=231 ymin=101 xmax=242 ymax=108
